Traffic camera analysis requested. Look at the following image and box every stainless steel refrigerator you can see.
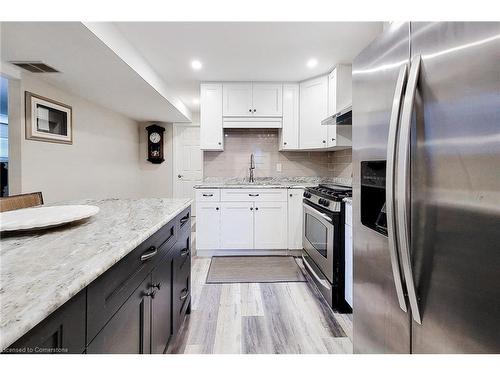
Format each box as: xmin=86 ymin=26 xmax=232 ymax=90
xmin=352 ymin=22 xmax=500 ymax=353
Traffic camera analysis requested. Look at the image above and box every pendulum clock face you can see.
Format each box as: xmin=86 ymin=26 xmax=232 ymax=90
xmin=146 ymin=125 xmax=165 ymax=164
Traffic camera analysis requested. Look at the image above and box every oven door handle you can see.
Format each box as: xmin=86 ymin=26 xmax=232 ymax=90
xmin=303 ymin=203 xmax=332 ymax=224
xmin=302 ymin=255 xmax=331 ymax=290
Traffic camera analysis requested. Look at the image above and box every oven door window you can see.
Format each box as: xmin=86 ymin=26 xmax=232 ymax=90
xmin=305 ymin=213 xmax=328 ymax=258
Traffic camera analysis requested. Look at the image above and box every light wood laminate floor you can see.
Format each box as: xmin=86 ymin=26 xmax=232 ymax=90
xmin=168 ymin=256 xmax=353 ymax=354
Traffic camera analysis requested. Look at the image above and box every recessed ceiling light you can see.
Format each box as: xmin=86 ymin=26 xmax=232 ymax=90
xmin=192 ymin=98 xmax=200 ymax=105
xmin=307 ymin=58 xmax=318 ymax=68
xmin=191 ymin=60 xmax=202 ymax=70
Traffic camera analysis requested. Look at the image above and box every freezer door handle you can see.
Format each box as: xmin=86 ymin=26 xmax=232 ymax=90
xmin=386 ymin=63 xmax=409 ymax=313
xmin=397 ymin=55 xmax=422 ymax=324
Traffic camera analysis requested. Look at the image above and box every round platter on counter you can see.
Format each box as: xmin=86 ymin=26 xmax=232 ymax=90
xmin=0 ymin=205 xmax=100 ymax=232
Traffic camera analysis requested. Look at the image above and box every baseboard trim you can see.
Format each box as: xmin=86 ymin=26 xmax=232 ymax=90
xmin=197 ymin=249 xmax=303 ymax=257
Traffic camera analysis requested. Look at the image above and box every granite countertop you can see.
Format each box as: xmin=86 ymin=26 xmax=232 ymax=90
xmin=194 ymin=177 xmax=352 ymax=189
xmin=0 ymin=197 xmax=192 ymax=351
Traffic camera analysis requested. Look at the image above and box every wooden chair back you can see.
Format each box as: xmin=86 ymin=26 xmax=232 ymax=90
xmin=0 ymin=192 xmax=44 ymax=213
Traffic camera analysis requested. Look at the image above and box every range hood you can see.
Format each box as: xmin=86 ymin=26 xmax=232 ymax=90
xmin=321 ymin=105 xmax=352 ymax=126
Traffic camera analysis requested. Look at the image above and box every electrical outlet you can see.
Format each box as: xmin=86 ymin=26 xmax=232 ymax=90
xmin=276 ymin=163 xmax=282 ymax=172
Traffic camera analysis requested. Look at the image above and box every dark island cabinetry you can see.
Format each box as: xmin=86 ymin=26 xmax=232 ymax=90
xmin=6 ymin=206 xmax=191 ymax=354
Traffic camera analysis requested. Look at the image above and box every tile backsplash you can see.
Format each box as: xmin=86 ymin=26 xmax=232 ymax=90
xmin=203 ymin=129 xmax=352 ymax=179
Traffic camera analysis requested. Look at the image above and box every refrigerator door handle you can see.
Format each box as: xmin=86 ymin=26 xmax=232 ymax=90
xmin=386 ymin=64 xmax=409 ymax=313
xmin=397 ymin=55 xmax=422 ymax=324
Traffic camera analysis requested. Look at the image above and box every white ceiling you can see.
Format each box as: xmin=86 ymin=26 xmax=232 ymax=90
xmin=113 ymin=22 xmax=383 ymax=112
xmin=1 ymin=22 xmax=191 ymax=123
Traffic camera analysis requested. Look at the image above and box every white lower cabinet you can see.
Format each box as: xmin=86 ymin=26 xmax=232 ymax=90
xmin=254 ymin=201 xmax=287 ymax=249
xmin=196 ymin=202 xmax=221 ymax=250
xmin=220 ymin=202 xmax=254 ymax=249
xmin=196 ymin=188 xmax=294 ymax=252
xmin=287 ymin=188 xmax=304 ymax=249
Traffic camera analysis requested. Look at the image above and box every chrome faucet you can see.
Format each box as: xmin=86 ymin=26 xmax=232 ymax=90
xmin=249 ymin=153 xmax=255 ymax=183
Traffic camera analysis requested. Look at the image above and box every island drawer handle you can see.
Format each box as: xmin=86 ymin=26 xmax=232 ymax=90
xmin=180 ymin=288 xmax=190 ymax=301
xmin=248 ymin=193 xmax=260 ymax=197
xmin=202 ymin=193 xmax=214 ymax=197
xmin=179 ymin=214 xmax=190 ymax=225
xmin=140 ymin=246 xmax=158 ymax=261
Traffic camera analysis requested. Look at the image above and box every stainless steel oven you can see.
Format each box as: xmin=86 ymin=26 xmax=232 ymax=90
xmin=301 ymin=184 xmax=351 ymax=311
xmin=302 ymin=202 xmax=335 ymax=282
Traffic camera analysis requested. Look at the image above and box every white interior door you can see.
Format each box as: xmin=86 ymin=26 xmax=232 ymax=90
xmin=173 ymin=125 xmax=203 ymax=214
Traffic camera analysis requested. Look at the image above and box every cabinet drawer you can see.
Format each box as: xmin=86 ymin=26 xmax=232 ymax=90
xmin=195 ymin=189 xmax=220 ymax=202
xmin=345 ymin=201 xmax=352 ymax=227
xmin=86 ymin=220 xmax=176 ymax=343
xmin=221 ymin=188 xmax=287 ymax=202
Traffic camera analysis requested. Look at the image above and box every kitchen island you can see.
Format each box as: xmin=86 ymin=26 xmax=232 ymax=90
xmin=0 ymin=198 xmax=192 ymax=353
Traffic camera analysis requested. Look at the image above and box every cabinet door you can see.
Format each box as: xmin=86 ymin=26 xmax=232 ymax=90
xmin=220 ymin=202 xmax=254 ymax=249
xmin=222 ymin=83 xmax=253 ymax=116
xmin=252 ymin=83 xmax=283 ymax=117
xmin=172 ymin=232 xmax=192 ymax=336
xmin=281 ymin=83 xmax=300 ymax=149
xmin=150 ymin=252 xmax=173 ymax=354
xmin=328 ymin=68 xmax=337 ymax=117
xmin=196 ymin=202 xmax=221 ymax=249
xmin=6 ymin=290 xmax=86 ymax=354
xmin=254 ymin=201 xmax=287 ymax=249
xmin=299 ymin=76 xmax=328 ymax=149
xmin=87 ymin=277 xmax=152 ymax=354
xmin=344 ymin=222 xmax=353 ymax=308
xmin=200 ymin=83 xmax=223 ymax=150
xmin=287 ymin=188 xmax=304 ymax=249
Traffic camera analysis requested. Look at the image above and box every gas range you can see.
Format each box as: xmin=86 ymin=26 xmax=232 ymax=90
xmin=303 ymin=184 xmax=352 ymax=212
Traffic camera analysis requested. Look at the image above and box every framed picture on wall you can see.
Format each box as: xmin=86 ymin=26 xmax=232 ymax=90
xmin=25 ymin=91 xmax=72 ymax=144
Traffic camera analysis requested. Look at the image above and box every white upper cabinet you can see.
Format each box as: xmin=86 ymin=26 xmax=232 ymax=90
xmin=299 ymin=75 xmax=328 ymax=149
xmin=327 ymin=64 xmax=352 ymax=149
xmin=251 ymin=83 xmax=283 ymax=117
xmin=222 ymin=83 xmax=282 ymax=117
xmin=279 ymin=83 xmax=300 ymax=150
xmin=200 ymin=83 xmax=223 ymax=150
xmin=328 ymin=68 xmax=337 ymax=117
xmin=222 ymin=83 xmax=253 ymax=116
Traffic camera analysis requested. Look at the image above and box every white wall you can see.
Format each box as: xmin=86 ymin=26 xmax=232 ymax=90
xmin=138 ymin=121 xmax=174 ymax=198
xmin=10 ymin=72 xmax=173 ymax=203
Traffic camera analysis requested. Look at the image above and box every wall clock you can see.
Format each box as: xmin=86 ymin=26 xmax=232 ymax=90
xmin=146 ymin=124 xmax=165 ymax=164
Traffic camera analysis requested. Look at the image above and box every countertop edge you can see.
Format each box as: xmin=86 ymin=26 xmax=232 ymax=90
xmin=0 ymin=199 xmax=192 ymax=352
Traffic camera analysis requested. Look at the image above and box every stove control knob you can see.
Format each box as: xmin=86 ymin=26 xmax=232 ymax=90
xmin=323 ymin=200 xmax=330 ymax=207
xmin=318 ymin=198 xmax=325 ymax=206
xmin=303 ymin=192 xmax=312 ymax=198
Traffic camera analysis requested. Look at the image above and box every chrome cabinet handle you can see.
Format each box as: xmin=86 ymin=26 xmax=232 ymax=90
xmin=248 ymin=193 xmax=260 ymax=197
xmin=178 ymin=174 xmax=182 ymax=178
xmin=140 ymin=246 xmax=158 ymax=261
xmin=386 ymin=64 xmax=409 ymax=313
xmin=180 ymin=288 xmax=190 ymax=301
xmin=152 ymin=283 xmax=161 ymax=290
xmin=202 ymin=193 xmax=214 ymax=197
xmin=397 ymin=55 xmax=422 ymax=324
xmin=180 ymin=248 xmax=190 ymax=257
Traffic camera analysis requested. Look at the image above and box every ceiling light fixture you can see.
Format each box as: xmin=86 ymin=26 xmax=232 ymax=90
xmin=307 ymin=58 xmax=318 ymax=68
xmin=191 ymin=60 xmax=202 ymax=70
